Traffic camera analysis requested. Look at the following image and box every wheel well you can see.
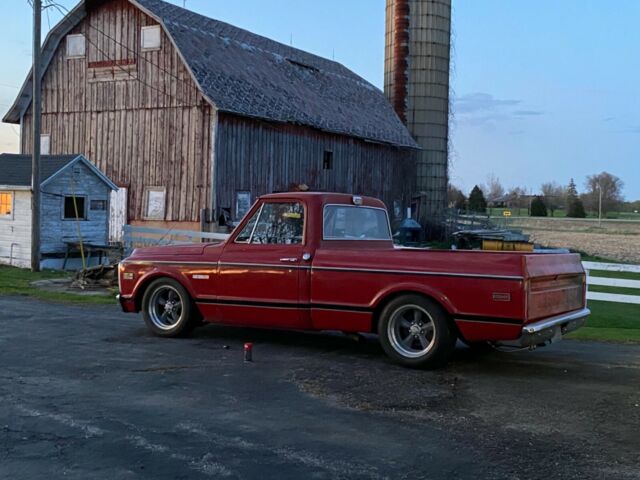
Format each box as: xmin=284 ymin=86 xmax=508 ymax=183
xmin=133 ymin=275 xmax=181 ymax=312
xmin=371 ymin=290 xmax=460 ymax=337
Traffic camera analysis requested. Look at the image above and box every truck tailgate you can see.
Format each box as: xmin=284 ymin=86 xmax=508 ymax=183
xmin=524 ymin=254 xmax=586 ymax=322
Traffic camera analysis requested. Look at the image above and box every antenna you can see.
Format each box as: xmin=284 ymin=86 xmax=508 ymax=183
xmin=290 ymin=33 xmax=293 ymax=46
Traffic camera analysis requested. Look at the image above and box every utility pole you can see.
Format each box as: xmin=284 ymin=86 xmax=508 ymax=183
xmin=31 ymin=0 xmax=42 ymax=272
xmin=597 ymin=183 xmax=603 ymax=227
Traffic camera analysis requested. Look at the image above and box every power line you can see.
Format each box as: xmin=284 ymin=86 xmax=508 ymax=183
xmin=44 ymin=2 xmax=200 ymax=106
xmin=47 ymin=1 xmax=202 ymax=95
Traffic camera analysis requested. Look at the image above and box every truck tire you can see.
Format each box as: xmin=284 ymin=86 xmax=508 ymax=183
xmin=378 ymin=294 xmax=455 ymax=368
xmin=141 ymin=278 xmax=196 ymax=337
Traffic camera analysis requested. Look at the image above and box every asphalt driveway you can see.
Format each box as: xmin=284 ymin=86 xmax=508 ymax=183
xmin=0 ymin=296 xmax=638 ymax=479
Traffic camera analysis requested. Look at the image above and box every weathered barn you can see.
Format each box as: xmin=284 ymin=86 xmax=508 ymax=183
xmin=0 ymin=154 xmax=117 ymax=269
xmin=3 ymin=0 xmax=418 ymax=234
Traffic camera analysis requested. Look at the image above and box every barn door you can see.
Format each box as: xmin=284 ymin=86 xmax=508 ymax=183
xmin=109 ymin=187 xmax=128 ymax=243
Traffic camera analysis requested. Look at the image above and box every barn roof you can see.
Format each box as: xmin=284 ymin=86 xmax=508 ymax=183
xmin=3 ymin=0 xmax=419 ymax=149
xmin=0 ymin=154 xmax=117 ymax=190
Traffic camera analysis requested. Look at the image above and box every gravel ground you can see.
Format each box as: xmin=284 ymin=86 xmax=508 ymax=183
xmin=1 ymin=297 xmax=639 ymax=479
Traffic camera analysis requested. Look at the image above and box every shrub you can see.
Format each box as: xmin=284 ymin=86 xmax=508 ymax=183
xmin=531 ymin=196 xmax=548 ymax=217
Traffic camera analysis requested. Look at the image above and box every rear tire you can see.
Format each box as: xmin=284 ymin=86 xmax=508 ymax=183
xmin=141 ymin=278 xmax=196 ymax=337
xmin=378 ymin=294 xmax=455 ymax=369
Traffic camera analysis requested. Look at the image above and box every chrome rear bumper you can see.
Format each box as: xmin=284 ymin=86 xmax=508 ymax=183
xmin=496 ymin=307 xmax=590 ymax=348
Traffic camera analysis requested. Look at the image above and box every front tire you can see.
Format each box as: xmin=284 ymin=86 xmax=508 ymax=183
xmin=378 ymin=294 xmax=455 ymax=368
xmin=141 ymin=278 xmax=195 ymax=337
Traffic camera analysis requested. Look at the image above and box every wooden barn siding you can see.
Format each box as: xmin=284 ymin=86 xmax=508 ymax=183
xmin=215 ymin=114 xmax=416 ymax=219
xmin=40 ymin=162 xmax=112 ymax=254
xmin=21 ymin=0 xmax=211 ymax=223
xmin=0 ymin=191 xmax=32 ymax=268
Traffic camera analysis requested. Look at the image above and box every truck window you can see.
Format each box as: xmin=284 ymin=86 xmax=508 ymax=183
xmin=323 ymin=205 xmax=391 ymax=241
xmin=240 ymin=202 xmax=305 ymax=245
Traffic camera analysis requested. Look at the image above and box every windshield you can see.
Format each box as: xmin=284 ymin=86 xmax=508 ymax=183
xmin=323 ymin=205 xmax=391 ymax=241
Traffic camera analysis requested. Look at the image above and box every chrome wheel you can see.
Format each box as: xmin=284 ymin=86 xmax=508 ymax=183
xmin=387 ymin=304 xmax=436 ymax=359
xmin=148 ymin=285 xmax=184 ymax=331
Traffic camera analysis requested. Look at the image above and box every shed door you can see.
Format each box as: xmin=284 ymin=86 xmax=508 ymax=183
xmin=109 ymin=188 xmax=128 ymax=243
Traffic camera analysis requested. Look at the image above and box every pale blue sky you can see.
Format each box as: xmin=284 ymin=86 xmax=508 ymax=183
xmin=1 ymin=0 xmax=638 ymax=199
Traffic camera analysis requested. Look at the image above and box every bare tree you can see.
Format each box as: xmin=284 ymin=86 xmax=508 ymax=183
xmin=483 ymin=174 xmax=505 ymax=205
xmin=447 ymin=184 xmax=465 ymax=209
xmin=505 ymin=186 xmax=527 ymax=210
xmin=541 ymin=181 xmax=565 ymax=217
xmin=583 ymin=172 xmax=624 ymax=215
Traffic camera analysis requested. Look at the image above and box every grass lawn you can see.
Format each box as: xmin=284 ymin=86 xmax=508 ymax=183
xmin=567 ymin=259 xmax=640 ymax=343
xmin=0 ymin=265 xmax=116 ymax=305
xmin=568 ymin=300 xmax=640 ymax=343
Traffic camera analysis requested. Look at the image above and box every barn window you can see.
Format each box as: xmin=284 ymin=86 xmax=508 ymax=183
xmin=323 ymin=150 xmax=333 ymax=170
xmin=141 ymin=25 xmax=161 ymax=50
xmin=40 ymin=134 xmax=50 ymax=155
xmin=66 ymin=34 xmax=86 ymax=58
xmin=0 ymin=192 xmax=13 ymax=218
xmin=143 ymin=187 xmax=166 ymax=220
xmin=63 ymin=196 xmax=86 ymax=220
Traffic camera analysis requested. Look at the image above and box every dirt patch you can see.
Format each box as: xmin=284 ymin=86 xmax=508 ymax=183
xmin=526 ymin=230 xmax=640 ymax=263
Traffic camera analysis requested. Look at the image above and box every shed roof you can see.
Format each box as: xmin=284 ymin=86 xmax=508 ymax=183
xmin=0 ymin=154 xmax=117 ymax=190
xmin=3 ymin=0 xmax=419 ymax=149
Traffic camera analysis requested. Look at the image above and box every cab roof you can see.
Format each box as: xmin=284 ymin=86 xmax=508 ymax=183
xmin=259 ymin=192 xmax=387 ymax=209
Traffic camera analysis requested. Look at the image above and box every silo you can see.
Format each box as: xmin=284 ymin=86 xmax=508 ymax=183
xmin=385 ymin=0 xmax=451 ymax=231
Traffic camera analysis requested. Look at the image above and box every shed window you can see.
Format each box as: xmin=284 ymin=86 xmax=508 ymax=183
xmin=323 ymin=150 xmax=333 ymax=170
xmin=90 ymin=199 xmax=107 ymax=211
xmin=66 ymin=34 xmax=86 ymax=58
xmin=64 ymin=196 xmax=86 ymax=220
xmin=141 ymin=25 xmax=161 ymax=50
xmin=40 ymin=135 xmax=50 ymax=155
xmin=0 ymin=192 xmax=13 ymax=217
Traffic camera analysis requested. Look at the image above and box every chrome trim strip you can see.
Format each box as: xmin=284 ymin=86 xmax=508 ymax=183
xmin=522 ymin=308 xmax=591 ymax=334
xmin=123 ymin=260 xmax=218 ymax=266
xmin=121 ymin=260 xmax=522 ymax=279
xmin=312 ymin=265 xmax=524 ymax=281
xmin=220 ymin=262 xmax=310 ymax=270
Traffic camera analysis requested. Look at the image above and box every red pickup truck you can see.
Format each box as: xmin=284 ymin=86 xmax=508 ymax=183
xmin=118 ymin=192 xmax=589 ymax=368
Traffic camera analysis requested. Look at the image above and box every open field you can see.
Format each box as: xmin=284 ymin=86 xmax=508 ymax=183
xmin=497 ymin=216 xmax=640 ymax=264
xmin=489 ymin=208 xmax=640 ymax=221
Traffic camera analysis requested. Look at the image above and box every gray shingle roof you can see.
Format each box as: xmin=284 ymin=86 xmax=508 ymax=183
xmin=134 ymin=0 xmax=418 ymax=148
xmin=4 ymin=0 xmax=418 ymax=149
xmin=0 ymin=154 xmax=80 ymax=187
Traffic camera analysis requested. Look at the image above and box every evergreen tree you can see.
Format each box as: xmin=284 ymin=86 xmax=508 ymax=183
xmin=566 ymin=179 xmax=586 ymax=218
xmin=468 ymin=185 xmax=487 ymax=213
xmin=530 ymin=196 xmax=548 ymax=217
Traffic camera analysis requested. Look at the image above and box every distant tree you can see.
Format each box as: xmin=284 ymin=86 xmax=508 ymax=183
xmin=583 ymin=172 xmax=624 ymax=215
xmin=468 ymin=185 xmax=487 ymax=213
xmin=483 ymin=174 xmax=505 ymax=205
xmin=566 ymin=179 xmax=586 ymax=218
xmin=505 ymin=186 xmax=527 ymax=210
xmin=447 ymin=184 xmax=464 ymax=208
xmin=530 ymin=196 xmax=548 ymax=217
xmin=567 ymin=197 xmax=586 ymax=218
xmin=454 ymin=191 xmax=467 ymax=211
xmin=540 ymin=181 xmax=564 ymax=217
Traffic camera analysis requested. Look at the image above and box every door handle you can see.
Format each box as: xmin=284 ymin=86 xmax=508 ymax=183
xmin=280 ymin=257 xmax=298 ymax=263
